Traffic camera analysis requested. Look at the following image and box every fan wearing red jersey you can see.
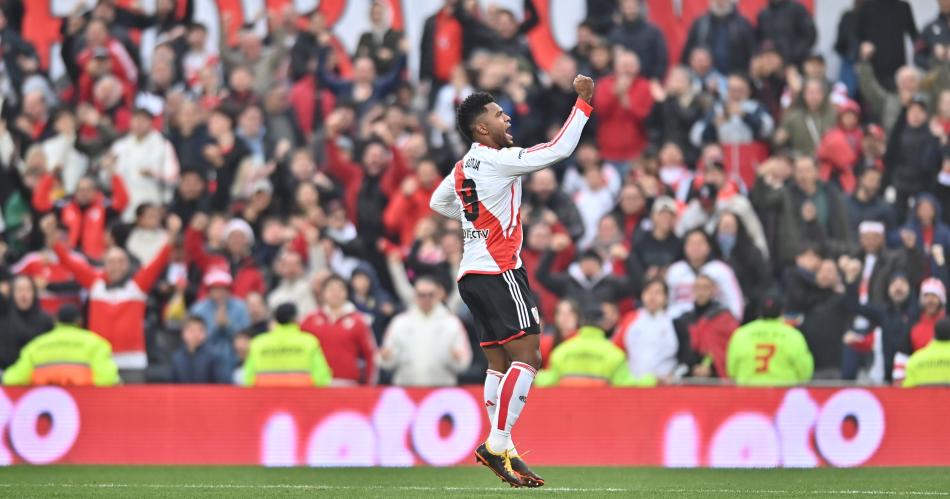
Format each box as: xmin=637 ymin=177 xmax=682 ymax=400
xmin=430 ymin=75 xmax=594 ymax=487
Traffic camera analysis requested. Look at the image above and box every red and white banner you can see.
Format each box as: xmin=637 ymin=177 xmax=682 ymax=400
xmin=1 ymin=386 xmax=949 ymax=467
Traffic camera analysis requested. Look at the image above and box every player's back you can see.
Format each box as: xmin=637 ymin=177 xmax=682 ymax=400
xmin=727 ymin=318 xmax=814 ymax=386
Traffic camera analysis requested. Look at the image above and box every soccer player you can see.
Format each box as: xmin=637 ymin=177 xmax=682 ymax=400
xmin=430 ymin=75 xmax=594 ymax=487
xmin=726 ymin=293 xmax=814 ymax=386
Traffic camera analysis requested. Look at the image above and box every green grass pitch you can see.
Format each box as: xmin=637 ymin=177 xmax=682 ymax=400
xmin=1 ymin=466 xmax=948 ymax=498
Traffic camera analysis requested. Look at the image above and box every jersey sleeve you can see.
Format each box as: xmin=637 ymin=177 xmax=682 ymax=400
xmin=429 ymin=173 xmax=462 ymax=219
xmin=493 ymin=98 xmax=592 ymax=177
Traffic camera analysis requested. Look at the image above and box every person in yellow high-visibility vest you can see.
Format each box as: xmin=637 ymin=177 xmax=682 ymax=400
xmin=904 ymin=318 xmax=950 ymax=387
xmin=3 ymin=304 xmax=120 ymax=386
xmin=244 ymin=303 xmax=332 ymax=386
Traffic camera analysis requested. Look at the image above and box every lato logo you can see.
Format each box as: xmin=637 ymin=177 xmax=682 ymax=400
xmin=0 ymin=387 xmax=80 ymax=465
xmin=664 ymin=388 xmax=885 ymax=468
xmin=260 ymin=388 xmax=482 ymax=467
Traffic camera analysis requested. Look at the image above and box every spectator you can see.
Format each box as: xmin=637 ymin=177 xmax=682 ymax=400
xmin=857 ymin=0 xmax=917 ymax=91
xmin=775 ymin=78 xmax=836 ymax=156
xmin=184 ymin=214 xmax=266 ymax=299
xmin=567 ymin=146 xmax=622 ymax=248
xmin=0 ymin=8 xmax=38 ymax=106
xmin=382 ymin=159 xmax=441 ymax=250
xmin=171 ymin=315 xmax=229 ymax=384
xmin=676 ymin=272 xmax=739 ymax=379
xmin=522 ymin=169 xmax=585 ymax=242
xmin=691 ymin=73 xmax=774 ymax=148
xmin=0 ymin=275 xmax=54 ymax=370
xmin=244 ymin=292 xmax=271 ymax=336
xmin=38 ymin=108 xmax=88 ymax=196
xmin=539 ymin=299 xmax=581 ymax=368
xmin=167 ymin=168 xmax=210 ymax=227
xmin=901 ymin=194 xmax=950 ymax=276
xmin=857 ymin=43 xmax=922 ymax=135
xmin=647 ymin=67 xmax=704 ymax=166
xmin=755 ymin=0 xmax=816 ymax=67
xmin=612 ymin=278 xmax=678 ymax=381
xmin=44 ymin=214 xmax=180 ymax=382
xmin=911 ymin=277 xmax=948 ymax=352
xmin=244 ymin=303 xmax=332 ymax=387
xmin=845 ymin=167 xmax=897 ymax=234
xmin=419 ymin=0 xmax=464 ymax=87
xmin=592 ymin=50 xmax=653 ymax=164
xmin=727 ymin=292 xmax=814 ymax=386
xmin=536 ymin=304 xmax=642 ymax=387
xmin=379 ymin=277 xmax=470 ymax=386
xmin=834 ymin=0 xmax=863 ymax=95
xmin=203 ymin=107 xmax=250 ymax=212
xmin=611 ymin=183 xmax=648 ymax=243
xmin=355 ymin=0 xmax=404 ymax=74
xmin=218 ymin=10 xmax=292 ymax=95
xmin=817 ymin=100 xmax=863 ymax=193
xmin=792 ymin=258 xmax=851 ymax=378
xmin=125 ymin=203 xmax=168 ymax=265
xmin=886 ymin=96 xmax=942 ymax=221
xmin=903 ymin=317 xmax=950 ymax=387
xmin=680 ymin=0 xmax=755 ymax=75
xmin=608 ymin=0 xmax=668 ymax=79
xmin=32 ymin=172 xmax=128 ymax=262
xmin=317 ymin=42 xmax=407 ymax=116
xmin=536 ymin=243 xmax=635 ymax=315
xmin=713 ymin=212 xmax=771 ymax=321
xmin=267 ymin=249 xmax=318 ymax=318
xmin=350 ymin=266 xmax=397 ymax=344
xmin=915 ymin=0 xmax=950 ymax=70
xmin=628 ymin=196 xmax=681 ymax=283
xmin=2 ymin=304 xmax=119 ymax=387
xmin=301 ymin=275 xmax=377 ymax=385
xmin=106 ymin=108 xmax=180 ymax=222
xmin=189 ymin=268 xmax=251 ymax=362
xmin=666 ymin=229 xmax=744 ymax=320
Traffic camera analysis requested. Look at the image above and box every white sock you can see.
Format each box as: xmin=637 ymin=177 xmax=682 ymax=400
xmin=483 ymin=369 xmax=518 ymax=455
xmin=487 ymin=362 xmax=536 ymax=454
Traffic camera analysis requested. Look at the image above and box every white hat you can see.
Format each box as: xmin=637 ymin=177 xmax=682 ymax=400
xmin=921 ymin=277 xmax=946 ymax=305
xmin=858 ymin=221 xmax=885 ymax=235
xmin=651 ymin=196 xmax=678 ymax=215
xmin=224 ymin=218 xmax=255 ymax=245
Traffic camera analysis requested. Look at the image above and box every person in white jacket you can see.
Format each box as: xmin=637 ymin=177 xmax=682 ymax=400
xmin=378 ymin=277 xmax=472 ymax=386
xmin=666 ymin=228 xmax=745 ymax=320
xmin=107 ymin=109 xmax=179 ymax=222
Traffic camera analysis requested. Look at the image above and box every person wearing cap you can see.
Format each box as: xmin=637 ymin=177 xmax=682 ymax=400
xmin=726 ymin=293 xmax=814 ymax=386
xmin=3 ymin=304 xmax=119 ymax=387
xmin=629 ymin=196 xmax=681 ymax=285
xmin=885 ymin=93 xmax=941 ymax=222
xmin=188 ymin=268 xmax=251 ymax=362
xmin=903 ymin=317 xmax=950 ymax=387
xmin=42 ymin=213 xmax=180 ymax=382
xmin=244 ymin=303 xmax=332 ymax=387
xmin=911 ymin=277 xmax=948 ymax=352
xmin=536 ymin=303 xmax=648 ymax=388
xmin=184 ymin=213 xmax=266 ymax=299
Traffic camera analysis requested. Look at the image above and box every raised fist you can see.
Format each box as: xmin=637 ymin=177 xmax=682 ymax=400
xmin=573 ymin=74 xmax=594 ymax=103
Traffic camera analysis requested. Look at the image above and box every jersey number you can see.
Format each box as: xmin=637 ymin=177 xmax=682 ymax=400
xmin=460 ymin=178 xmax=479 ymax=222
xmin=754 ymin=343 xmax=777 ymax=373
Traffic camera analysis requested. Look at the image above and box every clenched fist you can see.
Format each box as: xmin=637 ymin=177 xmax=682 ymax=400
xmin=573 ymin=74 xmax=594 ymax=103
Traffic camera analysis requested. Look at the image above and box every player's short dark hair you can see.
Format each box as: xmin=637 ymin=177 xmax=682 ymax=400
xmin=936 ymin=318 xmax=950 ymax=341
xmin=456 ymin=92 xmax=495 ymax=143
xmin=274 ymin=303 xmax=298 ymax=325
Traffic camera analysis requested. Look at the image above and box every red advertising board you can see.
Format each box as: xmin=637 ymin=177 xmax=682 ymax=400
xmin=1 ymin=386 xmax=949 ymax=468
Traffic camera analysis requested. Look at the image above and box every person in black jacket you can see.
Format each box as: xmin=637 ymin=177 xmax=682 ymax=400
xmin=680 ymin=0 xmax=755 ymax=75
xmin=846 ymin=167 xmax=898 ymax=235
xmin=171 ymin=316 xmax=230 ymax=383
xmin=885 ymin=94 xmax=942 ymax=222
xmin=355 ymin=1 xmax=403 ymax=74
xmin=628 ymin=196 xmax=681 ymax=285
xmin=608 ymin=0 xmax=668 ymax=79
xmin=756 ymin=0 xmax=816 ymax=67
xmin=786 ymin=257 xmax=851 ymax=378
xmin=714 ymin=211 xmax=771 ymax=322
xmin=536 ymin=247 xmax=636 ymax=315
xmin=834 ymin=0 xmax=864 ymax=96
xmin=647 ymin=66 xmax=705 ymax=166
xmin=915 ymin=0 xmax=950 ymax=70
xmin=858 ymin=0 xmax=918 ymax=91
xmin=0 ymin=275 xmax=54 ymax=370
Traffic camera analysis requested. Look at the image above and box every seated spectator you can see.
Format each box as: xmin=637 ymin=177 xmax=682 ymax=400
xmin=0 ymin=275 xmax=54 ymax=370
xmin=44 ymin=214 xmax=179 ymax=382
xmin=666 ymin=229 xmax=744 ymax=320
xmin=3 ymin=304 xmax=118 ymax=387
xmin=911 ymin=278 xmax=947 ymax=352
xmin=32 ymin=171 xmax=128 ymax=262
xmin=301 ymin=275 xmax=378 ymax=385
xmin=674 ymin=274 xmax=739 ymax=378
xmin=244 ymin=303 xmax=331 ymax=387
xmin=713 ymin=212 xmax=771 ymax=321
xmin=379 ymin=277 xmax=471 ymax=386
xmin=171 ymin=315 xmax=229 ymax=384
xmin=612 ymin=278 xmax=679 ymax=381
xmin=727 ymin=293 xmax=814 ymax=386
xmin=536 ymin=304 xmax=645 ymax=387
xmin=189 ymin=269 xmax=251 ymax=362
xmin=903 ymin=317 xmax=950 ymax=387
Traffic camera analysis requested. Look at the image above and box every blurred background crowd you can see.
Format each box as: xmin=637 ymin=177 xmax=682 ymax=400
xmin=0 ymin=0 xmax=949 ymax=387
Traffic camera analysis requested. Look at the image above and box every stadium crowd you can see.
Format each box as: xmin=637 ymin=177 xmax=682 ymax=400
xmin=1 ymin=0 xmax=950 ymax=387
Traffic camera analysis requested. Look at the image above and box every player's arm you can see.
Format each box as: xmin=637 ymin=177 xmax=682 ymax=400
xmin=429 ymin=173 xmax=462 ymax=219
xmin=494 ymin=76 xmax=594 ymax=177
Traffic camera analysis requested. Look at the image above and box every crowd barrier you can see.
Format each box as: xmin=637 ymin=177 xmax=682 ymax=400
xmin=1 ymin=386 xmax=948 ymax=468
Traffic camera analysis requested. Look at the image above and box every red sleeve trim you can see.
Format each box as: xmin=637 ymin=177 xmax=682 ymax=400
xmin=575 ymin=98 xmax=593 ymax=117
